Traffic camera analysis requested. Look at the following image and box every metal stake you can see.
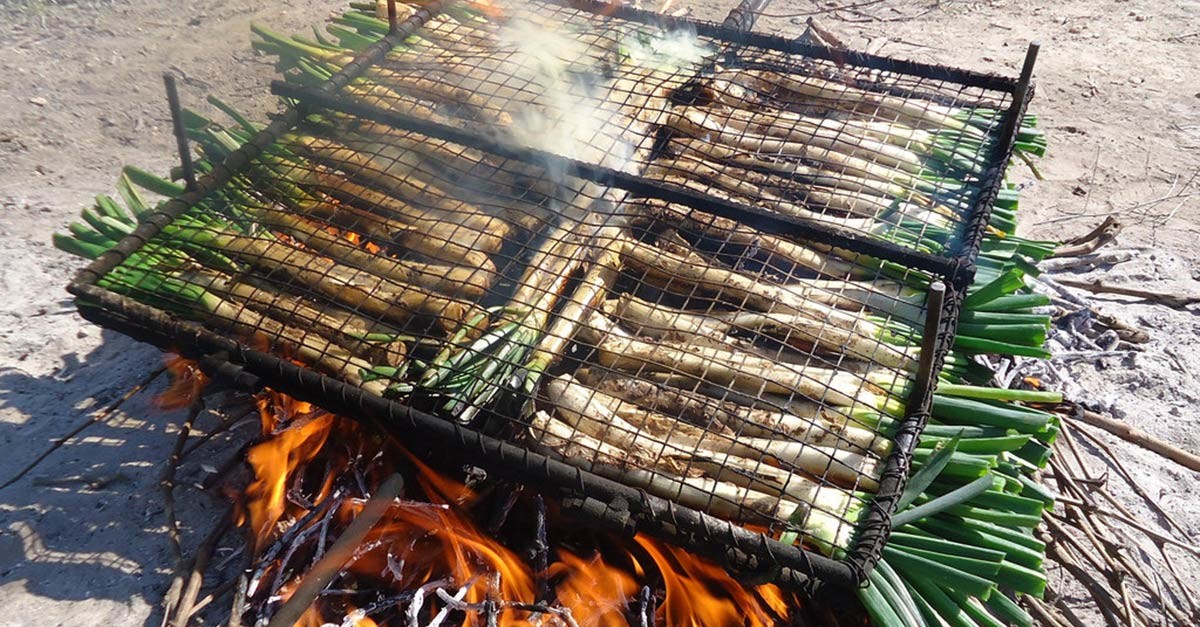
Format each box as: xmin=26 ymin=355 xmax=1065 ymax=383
xmin=1017 ymin=40 xmax=1041 ymax=95
xmin=913 ymin=281 xmax=947 ymax=398
xmin=998 ymin=41 xmax=1040 ymax=150
xmin=387 ymin=0 xmax=398 ymax=33
xmin=162 ymin=73 xmax=196 ymax=192
xmin=721 ymin=0 xmax=774 ymax=32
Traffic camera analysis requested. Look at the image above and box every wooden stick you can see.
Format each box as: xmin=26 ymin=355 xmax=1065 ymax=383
xmin=1068 ymin=409 xmax=1200 ymax=473
xmin=1052 ymin=216 xmax=1123 ymax=258
xmin=1054 ymin=277 xmax=1200 ymax=308
xmin=169 ymin=509 xmax=233 ymax=627
xmin=160 ymin=396 xmax=206 ymax=626
xmin=266 ymin=474 xmax=405 ymax=627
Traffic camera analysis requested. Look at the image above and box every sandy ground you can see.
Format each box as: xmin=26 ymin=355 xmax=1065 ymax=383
xmin=0 ymin=0 xmax=1197 ymax=625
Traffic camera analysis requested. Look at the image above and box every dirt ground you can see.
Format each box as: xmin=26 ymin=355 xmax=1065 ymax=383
xmin=0 ymin=0 xmax=1197 ymax=625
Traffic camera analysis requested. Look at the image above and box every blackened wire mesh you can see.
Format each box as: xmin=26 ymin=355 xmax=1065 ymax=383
xmin=78 ymin=0 xmax=1024 ymax=579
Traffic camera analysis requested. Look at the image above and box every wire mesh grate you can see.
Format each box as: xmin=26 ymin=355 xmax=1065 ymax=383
xmin=68 ymin=0 xmax=1030 ymax=590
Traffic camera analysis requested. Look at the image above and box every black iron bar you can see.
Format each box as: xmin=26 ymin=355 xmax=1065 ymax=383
xmin=163 ymin=73 xmax=197 ymax=192
xmin=950 ymin=40 xmax=1039 ymax=269
xmin=532 ymin=494 xmax=550 ymax=605
xmin=999 ymin=41 xmax=1040 ymax=154
xmin=913 ymin=281 xmax=947 ymax=399
xmin=721 ymin=0 xmax=773 ymax=32
xmin=844 ymin=278 xmax=952 ymax=578
xmin=557 ymin=0 xmax=1017 ymax=92
xmin=271 ymin=81 xmax=963 ymax=279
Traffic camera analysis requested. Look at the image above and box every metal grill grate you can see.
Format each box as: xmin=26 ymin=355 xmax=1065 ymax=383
xmin=67 ymin=0 xmax=1035 ymax=590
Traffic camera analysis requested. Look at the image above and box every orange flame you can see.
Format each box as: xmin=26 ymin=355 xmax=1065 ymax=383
xmin=239 ymin=390 xmax=798 ymax=624
xmin=158 ymin=354 xmax=208 ymax=410
xmin=242 ymin=393 xmax=334 ymax=549
xmin=635 ymin=534 xmax=784 ymax=627
xmin=338 ymin=458 xmax=537 ymax=614
xmin=550 ymin=550 xmax=639 ymax=626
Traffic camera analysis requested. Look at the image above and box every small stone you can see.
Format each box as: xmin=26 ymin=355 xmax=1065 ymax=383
xmin=28 ymin=96 xmax=47 ymax=107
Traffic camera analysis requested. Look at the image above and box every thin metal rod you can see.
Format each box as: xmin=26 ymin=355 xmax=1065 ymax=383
xmin=387 ymin=0 xmax=398 ymax=33
xmin=951 ymin=40 xmax=1039 ymax=268
xmin=722 ymin=0 xmax=773 ymax=31
xmin=163 ymin=73 xmax=196 ymax=192
xmin=1017 ymin=41 xmax=1041 ymax=95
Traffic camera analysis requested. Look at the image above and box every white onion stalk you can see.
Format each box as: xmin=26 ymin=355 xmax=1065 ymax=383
xmin=662 ymin=107 xmax=932 ymax=191
xmin=750 ymin=71 xmax=985 ymax=138
xmin=668 ymin=137 xmax=936 ymax=209
xmin=578 ymin=368 xmax=889 ymax=456
xmin=580 ymin=313 xmax=904 ymax=415
xmin=638 ymin=200 xmax=875 ymax=281
xmin=619 ymin=236 xmax=927 ymax=326
xmin=711 ymin=101 xmax=943 ymax=155
xmin=675 ymin=106 xmax=926 ymax=175
xmin=543 ymin=375 xmax=880 ymax=489
xmin=528 ymin=410 xmax=861 ymax=553
xmin=609 ymin=292 xmax=916 ymax=372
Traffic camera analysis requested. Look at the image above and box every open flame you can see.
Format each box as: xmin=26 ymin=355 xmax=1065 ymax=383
xmin=159 ymin=353 xmax=209 ymax=410
xmin=163 ymin=358 xmax=800 ymax=624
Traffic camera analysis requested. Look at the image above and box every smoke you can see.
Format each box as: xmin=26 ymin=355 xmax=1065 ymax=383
xmin=494 ymin=18 xmax=634 ymax=174
xmin=483 ymin=13 xmax=713 ymax=227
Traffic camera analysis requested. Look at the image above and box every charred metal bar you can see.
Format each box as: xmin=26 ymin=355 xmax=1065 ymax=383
xmin=845 ymin=279 xmax=955 ymax=576
xmin=163 ymin=73 xmax=197 ymax=192
xmin=722 ymin=0 xmax=773 ymax=31
xmin=558 ymin=0 xmax=1018 ymax=92
xmin=272 ymin=81 xmax=963 ymax=279
xmin=1001 ymin=42 xmax=1040 ymax=152
xmin=913 ymin=281 xmax=947 ymax=401
xmin=532 ymin=494 xmax=550 ymax=605
xmin=950 ymin=41 xmax=1039 ymax=270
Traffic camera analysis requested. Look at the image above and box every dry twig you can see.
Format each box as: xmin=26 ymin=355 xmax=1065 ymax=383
xmin=266 ymin=474 xmax=405 ymax=627
xmin=1068 ymin=408 xmax=1200 ymax=473
xmin=1054 ymin=277 xmax=1200 ymax=308
xmin=0 ymin=366 xmax=167 ymax=490
xmin=1052 ymin=216 xmax=1123 ymax=258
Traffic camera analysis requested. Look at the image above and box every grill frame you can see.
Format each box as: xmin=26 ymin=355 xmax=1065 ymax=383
xmin=66 ymin=0 xmax=1037 ymax=592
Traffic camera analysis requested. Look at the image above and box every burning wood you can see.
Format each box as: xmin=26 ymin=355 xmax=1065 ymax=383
xmin=224 ymin=381 xmax=804 ymax=626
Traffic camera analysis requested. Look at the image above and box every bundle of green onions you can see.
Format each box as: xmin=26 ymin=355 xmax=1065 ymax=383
xmin=55 ymin=98 xmax=564 ymax=401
